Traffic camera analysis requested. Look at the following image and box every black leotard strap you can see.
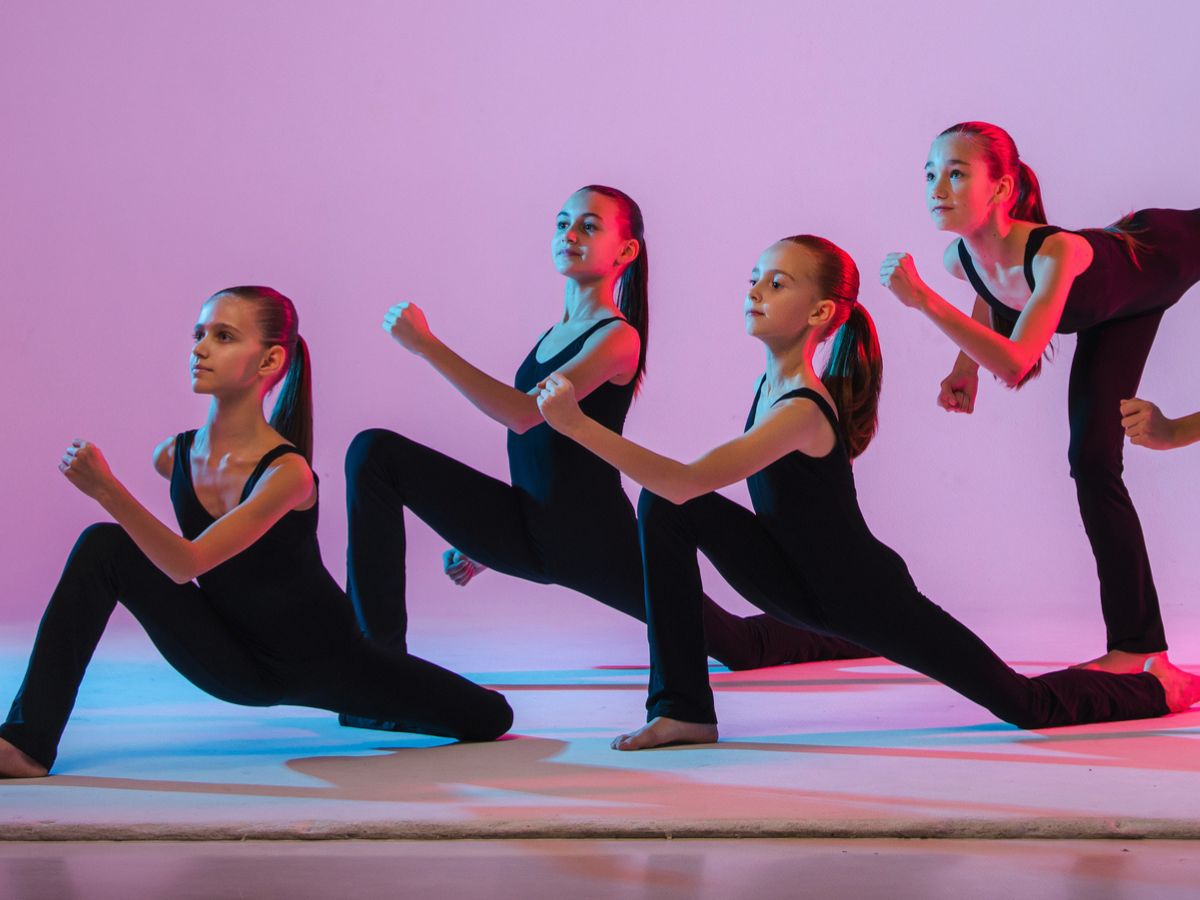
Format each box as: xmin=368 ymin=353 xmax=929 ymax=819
xmin=771 ymin=387 xmax=840 ymax=434
xmin=239 ymin=445 xmax=306 ymax=502
xmin=1023 ymin=226 xmax=1063 ymax=290
xmin=956 ymin=239 xmax=1000 ymax=307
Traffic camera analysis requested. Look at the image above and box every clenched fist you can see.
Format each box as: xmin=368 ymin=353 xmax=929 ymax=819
xmin=383 ymin=301 xmax=436 ymax=354
xmin=1120 ymin=398 xmax=1179 ymax=450
xmin=536 ymin=372 xmax=585 ymax=434
xmin=60 ymin=440 xmax=116 ymax=500
xmin=880 ymin=252 xmax=930 ymax=309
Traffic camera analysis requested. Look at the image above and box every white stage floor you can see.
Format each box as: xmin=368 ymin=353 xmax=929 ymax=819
xmin=2 ymin=588 xmax=1198 ymax=841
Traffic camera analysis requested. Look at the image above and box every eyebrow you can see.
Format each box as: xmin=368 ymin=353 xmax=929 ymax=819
xmin=753 ymin=268 xmax=794 ymax=281
xmin=195 ymin=321 xmax=243 ymax=333
xmin=557 ymin=211 xmax=604 ymax=220
xmin=925 ymin=159 xmax=973 ymax=169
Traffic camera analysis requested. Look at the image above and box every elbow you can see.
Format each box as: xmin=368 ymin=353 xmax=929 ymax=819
xmin=658 ymin=488 xmax=693 ymax=506
xmin=999 ymin=354 xmax=1037 ymax=388
xmin=508 ymin=415 xmax=543 ymax=435
xmin=660 ymin=473 xmax=704 ymax=506
xmin=166 ymin=549 xmax=205 ymax=584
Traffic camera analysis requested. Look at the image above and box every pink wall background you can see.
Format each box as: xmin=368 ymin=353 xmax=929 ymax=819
xmin=2 ymin=1 xmax=1198 ymax=663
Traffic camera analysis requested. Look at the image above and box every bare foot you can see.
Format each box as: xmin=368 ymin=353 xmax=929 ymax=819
xmin=1145 ymin=657 xmax=1200 ymax=713
xmin=1072 ymin=649 xmax=1167 ymax=675
xmin=0 ymin=737 xmax=48 ymax=778
xmin=610 ymin=716 xmax=718 ymax=751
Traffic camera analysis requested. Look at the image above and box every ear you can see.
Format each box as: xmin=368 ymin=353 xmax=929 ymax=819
xmin=810 ymin=299 xmax=837 ymax=328
xmin=615 ymin=237 xmax=640 ymax=267
xmin=993 ymin=173 xmax=1015 ymax=207
xmin=259 ymin=344 xmax=287 ymax=381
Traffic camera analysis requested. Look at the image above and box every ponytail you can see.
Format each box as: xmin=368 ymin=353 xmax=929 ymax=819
xmin=1014 ymin=161 xmax=1047 ymax=224
xmin=579 ymin=184 xmax=649 ymax=392
xmin=616 ymin=241 xmax=649 ymax=393
xmin=782 ymin=234 xmax=882 ymax=459
xmin=215 ymin=285 xmax=314 ymax=462
xmin=820 ymin=304 xmax=882 ymax=459
xmin=269 ymin=335 xmax=313 ymax=463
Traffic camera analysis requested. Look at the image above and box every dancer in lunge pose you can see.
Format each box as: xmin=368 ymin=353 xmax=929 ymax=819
xmin=880 ymin=121 xmax=1200 ymax=673
xmin=344 ymin=186 xmax=870 ymax=733
xmin=0 ymin=286 xmax=511 ymax=777
xmin=535 ymin=234 xmax=1200 ymax=751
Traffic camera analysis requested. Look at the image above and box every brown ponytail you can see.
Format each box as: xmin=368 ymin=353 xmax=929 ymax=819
xmin=782 ymin=235 xmax=883 ymax=459
xmin=215 ymin=286 xmax=314 ymax=462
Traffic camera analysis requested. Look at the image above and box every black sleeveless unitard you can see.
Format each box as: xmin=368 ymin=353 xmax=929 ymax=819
xmin=957 ymin=208 xmax=1200 ymax=653
xmin=636 ymin=382 xmax=1169 ymax=729
xmin=344 ymin=319 xmax=871 ymax=670
xmin=1 ymin=433 xmax=512 ymax=770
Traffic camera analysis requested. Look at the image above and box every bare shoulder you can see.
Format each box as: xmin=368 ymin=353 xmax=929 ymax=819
xmin=769 ymin=388 xmax=839 ymax=450
xmin=585 ymin=317 xmax=640 ymax=354
xmin=1037 ymin=230 xmax=1094 ymax=273
xmin=152 ymin=436 xmax=176 ymax=480
xmin=942 ymin=238 xmax=967 ymax=280
xmin=259 ymin=450 xmax=315 ymax=493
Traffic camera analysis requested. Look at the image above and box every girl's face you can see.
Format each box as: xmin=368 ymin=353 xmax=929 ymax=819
xmin=190 ymin=294 xmax=284 ymax=397
xmin=744 ymin=242 xmax=833 ymax=343
xmin=552 ymin=190 xmax=639 ymax=281
xmin=924 ymin=134 xmax=1013 ymax=233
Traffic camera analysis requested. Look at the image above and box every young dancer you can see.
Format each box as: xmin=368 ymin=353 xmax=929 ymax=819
xmin=1121 ymin=398 xmax=1200 ymax=450
xmin=535 ymin=235 xmax=1199 ymax=751
xmin=880 ymin=121 xmax=1200 ymax=673
xmin=344 ymin=186 xmax=870 ymax=707
xmin=0 ymin=287 xmax=511 ymax=777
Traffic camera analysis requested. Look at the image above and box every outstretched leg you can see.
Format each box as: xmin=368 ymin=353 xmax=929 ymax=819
xmin=1 ymin=524 xmax=280 ymax=774
xmin=617 ymin=489 xmax=1173 ymax=751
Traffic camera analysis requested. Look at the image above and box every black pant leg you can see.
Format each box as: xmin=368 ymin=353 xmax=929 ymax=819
xmin=1068 ymin=311 xmax=1167 ymax=652
xmin=293 ymin=636 xmax=513 ymax=742
xmin=1 ymin=524 xmax=280 ymax=770
xmin=823 ymin=585 xmax=1168 ymax=729
xmin=636 ymin=490 xmax=832 ymax=724
xmin=345 ymin=429 xmax=549 ymax=651
xmin=638 ymin=491 xmax=1169 ymax=730
xmin=549 ymin=507 xmax=870 ymax=670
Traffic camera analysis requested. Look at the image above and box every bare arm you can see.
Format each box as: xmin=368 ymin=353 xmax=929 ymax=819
xmin=884 ymin=233 xmax=1089 ymax=387
xmin=62 ymin=441 xmax=314 ymax=584
xmin=384 ymin=302 xmax=640 ymax=434
xmin=535 ymin=373 xmax=832 ymax=505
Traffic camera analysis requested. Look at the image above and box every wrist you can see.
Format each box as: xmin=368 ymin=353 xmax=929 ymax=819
xmin=94 ymin=478 xmax=127 ymax=511
xmin=417 ymin=334 xmax=447 ymax=361
xmin=1170 ymin=413 xmax=1200 ymax=449
xmin=912 ymin=285 xmax=937 ymax=314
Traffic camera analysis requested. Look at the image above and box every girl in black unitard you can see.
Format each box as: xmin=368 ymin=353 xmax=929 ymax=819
xmin=342 ymin=186 xmax=869 ymax=734
xmin=535 ymin=235 xmax=1199 ymax=751
xmin=880 ymin=121 xmax=1200 ymax=674
xmin=0 ymin=287 xmax=511 ymax=777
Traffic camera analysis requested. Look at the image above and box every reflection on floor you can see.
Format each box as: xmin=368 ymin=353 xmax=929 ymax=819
xmin=3 ymin=839 xmax=1200 ymax=900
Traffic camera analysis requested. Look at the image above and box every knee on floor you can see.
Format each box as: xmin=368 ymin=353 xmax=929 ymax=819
xmin=469 ymin=692 xmax=514 ymax=742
